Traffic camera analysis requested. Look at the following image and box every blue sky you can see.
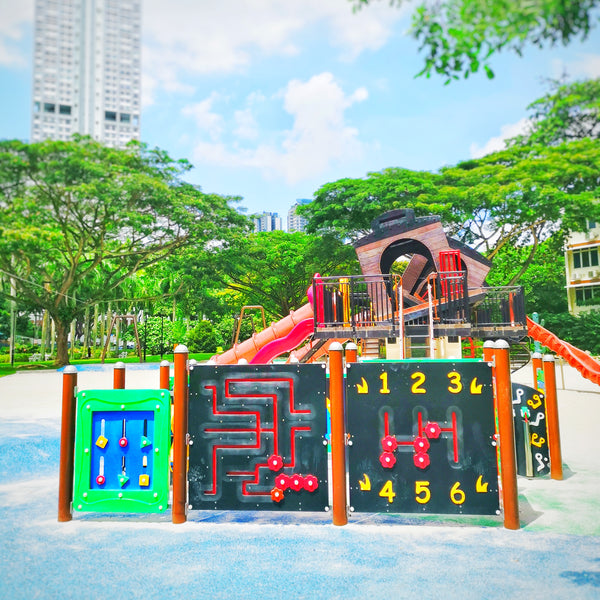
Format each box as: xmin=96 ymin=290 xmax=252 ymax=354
xmin=1 ymin=1 xmax=599 ymax=223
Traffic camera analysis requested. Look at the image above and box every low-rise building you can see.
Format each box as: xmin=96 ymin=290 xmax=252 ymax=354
xmin=565 ymin=220 xmax=600 ymax=314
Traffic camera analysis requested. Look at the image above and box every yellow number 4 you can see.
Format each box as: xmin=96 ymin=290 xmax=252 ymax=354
xmin=379 ymin=480 xmax=396 ymax=503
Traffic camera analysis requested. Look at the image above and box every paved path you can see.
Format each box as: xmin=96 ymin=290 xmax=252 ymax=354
xmin=0 ymin=362 xmax=599 ymax=599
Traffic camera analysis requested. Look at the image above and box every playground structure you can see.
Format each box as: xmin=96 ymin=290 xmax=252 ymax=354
xmin=57 ymin=208 xmax=597 ymax=529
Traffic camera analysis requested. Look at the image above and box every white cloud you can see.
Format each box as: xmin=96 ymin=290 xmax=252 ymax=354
xmin=552 ymin=53 xmax=600 ymax=79
xmin=181 ymin=93 xmax=224 ymax=141
xmin=187 ymin=72 xmax=369 ymax=184
xmin=0 ymin=1 xmax=33 ymax=67
xmin=469 ymin=118 xmax=531 ymax=158
xmin=142 ymin=0 xmax=404 ymax=98
xmin=234 ymin=108 xmax=259 ymax=140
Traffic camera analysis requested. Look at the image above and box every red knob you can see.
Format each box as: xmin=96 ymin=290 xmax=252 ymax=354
xmin=289 ymin=474 xmax=304 ymax=492
xmin=414 ymin=452 xmax=430 ymax=469
xmin=271 ymin=487 xmax=284 ymax=502
xmin=96 ymin=475 xmax=105 ymax=485
xmin=303 ymin=474 xmax=319 ymax=491
xmin=381 ymin=435 xmax=398 ymax=452
xmin=275 ymin=473 xmax=290 ymax=490
xmin=267 ymin=454 xmax=284 ymax=471
xmin=424 ymin=422 xmax=441 ymax=439
xmin=119 ymin=437 xmax=128 ymax=448
xmin=413 ymin=436 xmax=430 ymax=453
xmin=380 ymin=452 xmax=397 ymax=469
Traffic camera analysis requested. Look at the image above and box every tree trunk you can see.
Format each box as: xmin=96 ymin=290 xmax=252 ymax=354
xmin=54 ymin=319 xmax=70 ymax=367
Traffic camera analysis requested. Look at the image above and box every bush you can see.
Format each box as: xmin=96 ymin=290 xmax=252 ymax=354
xmin=187 ymin=320 xmax=217 ymax=353
xmin=539 ymin=310 xmax=600 ymax=355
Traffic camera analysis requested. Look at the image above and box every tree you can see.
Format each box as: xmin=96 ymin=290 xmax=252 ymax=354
xmin=0 ymin=137 xmax=248 ymax=366
xmin=299 ymin=168 xmax=446 ymax=242
xmin=509 ymin=77 xmax=600 ymax=147
xmin=207 ymin=231 xmax=360 ymax=320
xmin=351 ymin=1 xmax=599 ymax=81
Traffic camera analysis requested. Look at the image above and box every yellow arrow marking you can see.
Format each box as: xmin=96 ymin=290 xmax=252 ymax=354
xmin=359 ymin=474 xmax=371 ymax=491
xmin=476 ymin=475 xmax=488 ymax=493
xmin=357 ymin=377 xmax=369 ymax=394
xmin=470 ymin=378 xmax=483 ymax=394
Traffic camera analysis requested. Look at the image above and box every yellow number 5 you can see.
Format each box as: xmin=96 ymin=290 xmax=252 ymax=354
xmin=415 ymin=480 xmax=431 ymax=504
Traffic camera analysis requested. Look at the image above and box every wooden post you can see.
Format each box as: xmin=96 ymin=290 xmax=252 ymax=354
xmin=113 ymin=361 xmax=126 ymax=389
xmin=345 ymin=342 xmax=358 ymax=365
xmin=543 ymin=355 xmax=563 ymax=480
xmin=172 ymin=344 xmax=189 ymax=524
xmin=494 ymin=340 xmax=519 ymax=530
xmin=159 ymin=360 xmax=170 ymax=390
xmin=329 ymin=342 xmax=348 ymax=525
xmin=58 ymin=366 xmax=78 ymax=522
xmin=531 ymin=352 xmax=543 ymax=392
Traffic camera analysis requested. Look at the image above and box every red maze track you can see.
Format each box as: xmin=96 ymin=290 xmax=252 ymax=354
xmin=527 ymin=316 xmax=600 ymax=385
xmin=202 ymin=379 xmax=311 ymax=498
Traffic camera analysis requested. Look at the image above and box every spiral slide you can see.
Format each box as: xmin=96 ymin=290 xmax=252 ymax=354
xmin=527 ymin=316 xmax=600 ymax=385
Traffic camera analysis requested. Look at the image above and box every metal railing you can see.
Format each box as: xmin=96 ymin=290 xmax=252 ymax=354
xmin=313 ymin=274 xmax=402 ymax=336
xmin=471 ymin=286 xmax=526 ymax=329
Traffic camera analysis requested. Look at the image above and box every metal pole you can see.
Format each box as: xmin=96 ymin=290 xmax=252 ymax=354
xmin=329 ymin=342 xmax=347 ymax=525
xmin=494 ymin=340 xmax=520 ymax=530
xmin=172 ymin=344 xmax=189 ymax=524
xmin=345 ymin=342 xmax=358 ymax=365
xmin=113 ymin=361 xmax=126 ymax=389
xmin=58 ymin=366 xmax=78 ymax=522
xmin=543 ymin=355 xmax=563 ymax=480
xmin=159 ymin=359 xmax=170 ymax=390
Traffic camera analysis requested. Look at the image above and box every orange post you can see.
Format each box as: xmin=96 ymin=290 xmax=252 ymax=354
xmin=159 ymin=360 xmax=170 ymax=390
xmin=113 ymin=361 xmax=125 ymax=389
xmin=172 ymin=344 xmax=189 ymax=523
xmin=345 ymin=342 xmax=358 ymax=365
xmin=531 ymin=352 xmax=543 ymax=392
xmin=494 ymin=340 xmax=520 ymax=530
xmin=482 ymin=340 xmax=494 ymax=364
xmin=58 ymin=366 xmax=78 ymax=522
xmin=543 ymin=355 xmax=563 ymax=480
xmin=329 ymin=342 xmax=347 ymax=525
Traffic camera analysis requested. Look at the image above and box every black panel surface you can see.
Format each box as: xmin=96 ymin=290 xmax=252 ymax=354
xmin=188 ymin=364 xmax=328 ymax=511
xmin=347 ymin=360 xmax=499 ymax=515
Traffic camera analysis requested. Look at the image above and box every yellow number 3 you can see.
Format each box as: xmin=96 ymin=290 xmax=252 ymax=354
xmin=447 ymin=371 xmax=462 ymax=394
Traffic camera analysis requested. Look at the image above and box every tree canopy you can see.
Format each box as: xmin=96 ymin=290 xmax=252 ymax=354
xmin=0 ymin=136 xmax=248 ymax=365
xmin=351 ymin=0 xmax=599 ymax=81
xmin=299 ymin=79 xmax=600 ymax=306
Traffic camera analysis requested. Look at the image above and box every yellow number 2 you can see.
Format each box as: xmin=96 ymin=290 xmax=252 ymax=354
xmin=411 ymin=372 xmax=426 ymax=394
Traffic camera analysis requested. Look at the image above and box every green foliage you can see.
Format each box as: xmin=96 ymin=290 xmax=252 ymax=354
xmin=205 ymin=231 xmax=359 ymax=319
xmin=0 ymin=137 xmax=247 ymax=365
xmin=137 ymin=317 xmax=177 ymax=355
xmin=486 ymin=236 xmax=568 ymax=313
xmin=187 ymin=320 xmax=217 ymax=353
xmin=509 ymin=78 xmax=600 ymax=147
xmin=540 ymin=311 xmax=600 ymax=355
xmin=351 ymin=1 xmax=599 ymax=81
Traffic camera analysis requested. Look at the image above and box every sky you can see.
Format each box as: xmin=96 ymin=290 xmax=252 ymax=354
xmin=0 ymin=1 xmax=599 ymax=224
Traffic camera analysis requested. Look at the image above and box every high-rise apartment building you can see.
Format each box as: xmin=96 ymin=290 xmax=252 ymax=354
xmin=31 ymin=0 xmax=141 ymax=147
xmin=287 ymin=199 xmax=311 ymax=232
xmin=253 ymin=212 xmax=283 ymax=233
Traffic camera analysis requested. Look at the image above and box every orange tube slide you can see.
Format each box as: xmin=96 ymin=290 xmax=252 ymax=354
xmin=527 ymin=316 xmax=600 ymax=385
xmin=211 ymin=302 xmax=314 ymax=364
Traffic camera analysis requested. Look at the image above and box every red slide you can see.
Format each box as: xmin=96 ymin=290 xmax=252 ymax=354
xmin=527 ymin=316 xmax=600 ymax=385
xmin=250 ymin=318 xmax=314 ymax=364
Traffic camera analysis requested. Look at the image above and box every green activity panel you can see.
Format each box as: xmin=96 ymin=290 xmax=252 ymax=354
xmin=73 ymin=389 xmax=170 ymax=513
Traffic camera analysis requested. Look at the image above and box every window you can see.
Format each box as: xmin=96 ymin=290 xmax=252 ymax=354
xmin=587 ymin=219 xmax=597 ymax=229
xmin=105 ymin=111 xmax=117 ymax=121
xmin=573 ymin=248 xmax=599 ymax=269
xmin=44 ymin=103 xmax=56 ymax=113
xmin=120 ymin=112 xmax=130 ymax=123
xmin=59 ymin=104 xmax=71 ymax=115
xmin=576 ymin=285 xmax=600 ymax=306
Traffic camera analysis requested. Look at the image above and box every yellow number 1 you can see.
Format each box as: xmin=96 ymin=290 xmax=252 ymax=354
xmin=379 ymin=372 xmax=390 ymax=394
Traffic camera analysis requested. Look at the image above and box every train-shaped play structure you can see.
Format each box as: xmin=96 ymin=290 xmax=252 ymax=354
xmin=58 ymin=210 xmax=600 ymax=529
